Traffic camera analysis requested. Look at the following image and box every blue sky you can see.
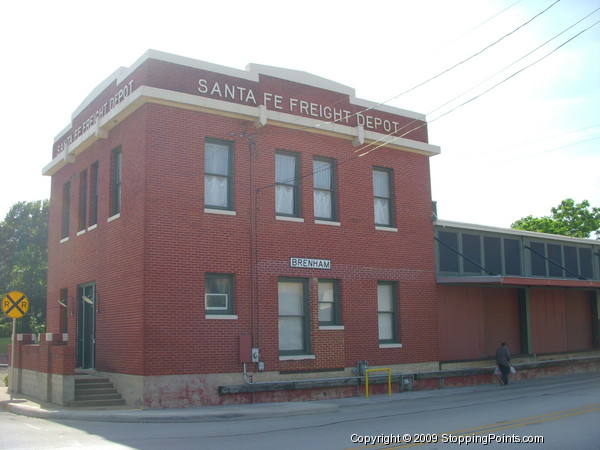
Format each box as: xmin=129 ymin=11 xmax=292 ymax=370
xmin=1 ymin=0 xmax=598 ymax=229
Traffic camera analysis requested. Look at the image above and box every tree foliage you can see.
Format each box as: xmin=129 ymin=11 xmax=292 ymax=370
xmin=511 ymin=199 xmax=600 ymax=239
xmin=0 ymin=200 xmax=49 ymax=335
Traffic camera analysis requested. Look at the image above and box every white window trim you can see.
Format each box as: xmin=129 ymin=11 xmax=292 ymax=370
xmin=375 ymin=226 xmax=398 ymax=232
xmin=59 ymin=237 xmax=69 ymax=244
xmin=205 ymin=208 xmax=236 ymax=216
xmin=379 ymin=343 xmax=403 ymax=349
xmin=205 ymin=314 xmax=238 ymax=320
xmin=315 ymin=220 xmax=341 ymax=226
xmin=77 ymin=229 xmax=86 ymax=237
xmin=108 ymin=213 xmax=121 ymax=222
xmin=279 ymin=354 xmax=316 ymax=361
xmin=319 ymin=325 xmax=345 ymax=331
xmin=88 ymin=224 xmax=98 ymax=231
xmin=276 ymin=216 xmax=304 ymax=223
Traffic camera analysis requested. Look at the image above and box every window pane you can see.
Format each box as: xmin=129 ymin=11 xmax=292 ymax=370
xmin=318 ymin=281 xmax=334 ymax=303
xmin=276 ymin=154 xmax=296 ymax=183
xmin=373 ymin=170 xmax=389 ymax=197
xmin=206 ymin=294 xmax=228 ymax=309
xmin=579 ymin=248 xmax=593 ymax=279
xmin=484 ymin=236 xmax=502 ymax=275
xmin=377 ymin=283 xmax=393 ymax=311
xmin=276 ymin=185 xmax=295 ymax=215
xmin=438 ymin=231 xmax=459 ymax=272
xmin=313 ymin=160 xmax=331 ymax=189
xmin=378 ymin=312 xmax=393 ymax=341
xmin=278 ymin=282 xmax=304 ymax=315
xmin=462 ymin=234 xmax=481 ymax=273
xmin=279 ymin=317 xmax=303 ymax=351
xmin=205 ymin=143 xmax=229 ymax=175
xmin=530 ymin=242 xmax=546 ymax=276
xmin=564 ymin=246 xmax=578 ymax=278
xmin=314 ymin=190 xmax=332 ymax=219
xmin=319 ymin=303 xmax=334 ymax=323
xmin=504 ymin=239 xmax=521 ymax=275
xmin=374 ymin=198 xmax=390 ymax=225
xmin=206 ymin=276 xmax=230 ymax=294
xmin=205 ymin=175 xmax=228 ymax=207
xmin=547 ymin=244 xmax=562 ymax=277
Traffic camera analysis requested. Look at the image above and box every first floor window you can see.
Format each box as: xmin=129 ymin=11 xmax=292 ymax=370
xmin=377 ymin=281 xmax=397 ymax=343
xmin=278 ymin=278 xmax=309 ymax=355
xmin=318 ymin=279 xmax=340 ymax=325
xmin=205 ymin=273 xmax=234 ymax=315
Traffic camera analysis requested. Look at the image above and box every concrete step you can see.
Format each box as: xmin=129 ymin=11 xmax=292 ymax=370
xmin=75 ymin=392 xmax=123 ymax=401
xmin=68 ymin=374 xmax=126 ymax=407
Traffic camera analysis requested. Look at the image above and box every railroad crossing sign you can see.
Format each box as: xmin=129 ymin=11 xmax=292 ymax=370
xmin=2 ymin=291 xmax=29 ymax=319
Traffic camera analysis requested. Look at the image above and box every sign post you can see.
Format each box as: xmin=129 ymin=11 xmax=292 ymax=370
xmin=2 ymin=291 xmax=29 ymax=400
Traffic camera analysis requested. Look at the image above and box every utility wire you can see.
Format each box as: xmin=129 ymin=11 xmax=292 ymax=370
xmin=349 ymin=0 xmax=561 ymax=122
xmin=356 ymin=15 xmax=600 ymax=158
xmin=355 ymin=5 xmax=600 ymax=156
xmin=254 ymin=0 xmax=557 ymax=138
xmin=259 ymin=13 xmax=599 ymax=193
xmin=255 ymin=2 xmax=595 ymax=192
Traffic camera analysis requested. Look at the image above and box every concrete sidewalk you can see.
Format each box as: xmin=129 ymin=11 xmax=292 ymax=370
xmin=3 ymin=372 xmax=598 ymax=423
xmin=0 ymin=386 xmax=342 ymax=423
xmin=0 ymin=382 xmax=520 ymax=424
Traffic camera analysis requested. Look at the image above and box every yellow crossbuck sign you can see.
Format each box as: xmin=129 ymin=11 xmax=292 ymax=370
xmin=2 ymin=291 xmax=29 ymax=319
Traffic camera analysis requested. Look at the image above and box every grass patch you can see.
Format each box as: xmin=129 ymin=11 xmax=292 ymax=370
xmin=0 ymin=337 xmax=11 ymax=355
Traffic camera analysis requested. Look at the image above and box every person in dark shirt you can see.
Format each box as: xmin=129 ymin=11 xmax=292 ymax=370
xmin=495 ymin=342 xmax=511 ymax=386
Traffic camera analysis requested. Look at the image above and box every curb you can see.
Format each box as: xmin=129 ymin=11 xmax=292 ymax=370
xmin=1 ymin=398 xmax=340 ymax=423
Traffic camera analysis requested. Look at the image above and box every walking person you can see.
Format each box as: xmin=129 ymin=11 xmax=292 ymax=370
xmin=495 ymin=342 xmax=511 ymax=386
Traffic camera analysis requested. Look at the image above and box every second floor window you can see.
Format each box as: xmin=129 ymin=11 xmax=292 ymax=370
xmin=78 ymin=169 xmax=88 ymax=232
xmin=61 ymin=181 xmax=71 ymax=239
xmin=373 ymin=168 xmax=394 ymax=227
xmin=111 ymin=147 xmax=122 ymax=217
xmin=275 ymin=151 xmax=300 ymax=217
xmin=313 ymin=158 xmax=336 ymax=220
xmin=89 ymin=162 xmax=99 ymax=227
xmin=204 ymin=140 xmax=233 ymax=209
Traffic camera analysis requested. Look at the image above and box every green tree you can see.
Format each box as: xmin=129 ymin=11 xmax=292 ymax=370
xmin=511 ymin=199 xmax=600 ymax=239
xmin=0 ymin=200 xmax=49 ymax=335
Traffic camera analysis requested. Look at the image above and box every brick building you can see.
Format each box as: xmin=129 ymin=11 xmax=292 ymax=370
xmin=39 ymin=50 xmax=442 ymax=407
xmin=12 ymin=50 xmax=598 ymax=408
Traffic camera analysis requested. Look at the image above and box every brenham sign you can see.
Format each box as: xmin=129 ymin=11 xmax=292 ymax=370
xmin=290 ymin=257 xmax=331 ymax=270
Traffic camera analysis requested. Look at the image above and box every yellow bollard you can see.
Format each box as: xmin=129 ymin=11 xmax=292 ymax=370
xmin=365 ymin=368 xmax=392 ymax=399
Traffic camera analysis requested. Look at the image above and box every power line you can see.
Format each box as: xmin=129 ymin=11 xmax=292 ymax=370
xmin=356 ymin=15 xmax=600 ymax=158
xmin=254 ymin=2 xmax=596 ymax=193
xmin=357 ymin=0 xmax=561 ymax=116
xmin=255 ymin=0 xmax=559 ymax=139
